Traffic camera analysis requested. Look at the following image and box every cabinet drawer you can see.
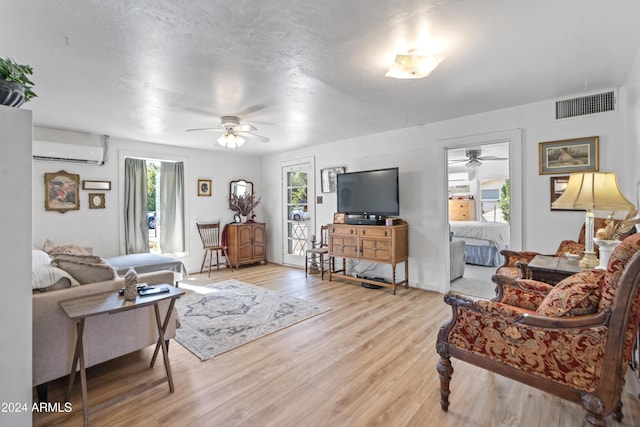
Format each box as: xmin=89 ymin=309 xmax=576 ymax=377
xmin=330 ymin=226 xmax=357 ymax=236
xmin=359 ymin=227 xmax=392 ymax=238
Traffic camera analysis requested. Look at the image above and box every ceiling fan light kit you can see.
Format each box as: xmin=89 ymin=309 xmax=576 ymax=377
xmin=217 ymin=133 xmax=245 ymax=148
xmin=385 ymin=49 xmax=444 ymax=79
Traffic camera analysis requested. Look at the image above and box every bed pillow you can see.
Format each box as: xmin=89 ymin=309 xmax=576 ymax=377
xmin=32 ymin=264 xmax=80 ymax=292
xmin=51 ymin=254 xmax=118 ymax=285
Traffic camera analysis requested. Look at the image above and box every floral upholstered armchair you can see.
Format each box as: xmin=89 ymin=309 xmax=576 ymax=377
xmin=496 ymin=218 xmax=609 ymax=279
xmin=437 ymin=233 xmax=640 ymax=427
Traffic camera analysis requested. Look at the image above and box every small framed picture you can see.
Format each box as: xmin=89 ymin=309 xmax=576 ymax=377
xmin=82 ymin=180 xmax=111 ymax=191
xmin=550 ymin=175 xmax=580 ymax=211
xmin=44 ymin=170 xmax=80 ymax=213
xmin=333 ymin=212 xmax=345 ymax=224
xmin=539 ymin=136 xmax=599 ymax=175
xmin=198 ymin=179 xmax=212 ymax=197
xmin=88 ymin=193 xmax=106 ymax=209
xmin=321 ymin=166 xmax=345 ymax=193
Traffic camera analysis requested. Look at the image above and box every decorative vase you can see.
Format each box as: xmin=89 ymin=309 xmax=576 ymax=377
xmin=593 ymin=238 xmax=621 ymax=270
xmin=0 ymin=79 xmax=25 ymax=108
xmin=124 ymin=267 xmax=138 ymax=301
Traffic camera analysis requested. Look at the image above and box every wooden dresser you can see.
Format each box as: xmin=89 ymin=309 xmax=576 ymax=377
xmin=225 ymin=222 xmax=267 ymax=270
xmin=328 ymin=221 xmax=409 ymax=294
xmin=448 ymin=198 xmax=476 ymax=221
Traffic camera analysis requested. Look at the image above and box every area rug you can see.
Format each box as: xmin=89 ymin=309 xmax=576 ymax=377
xmin=174 ymin=279 xmax=331 ymax=360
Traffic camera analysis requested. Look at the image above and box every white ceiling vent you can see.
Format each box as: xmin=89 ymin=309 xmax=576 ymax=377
xmin=555 ymin=90 xmax=616 ymax=120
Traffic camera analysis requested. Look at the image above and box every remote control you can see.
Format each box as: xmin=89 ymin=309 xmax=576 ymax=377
xmin=139 ymin=286 xmax=170 ymax=296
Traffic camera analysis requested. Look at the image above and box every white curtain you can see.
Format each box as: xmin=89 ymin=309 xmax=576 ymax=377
xmin=159 ymin=161 xmax=185 ymax=253
xmin=124 ymin=158 xmax=149 ymax=254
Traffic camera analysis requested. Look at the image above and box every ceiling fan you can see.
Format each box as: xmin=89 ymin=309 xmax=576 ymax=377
xmin=449 ymin=148 xmax=508 ymax=169
xmin=186 ymin=116 xmax=270 ymax=148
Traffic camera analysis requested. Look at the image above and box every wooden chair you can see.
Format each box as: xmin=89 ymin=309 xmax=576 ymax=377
xmin=305 ymin=225 xmax=330 ymax=279
xmin=437 ymin=233 xmax=640 ymax=426
xmin=196 ymin=222 xmax=226 ymax=276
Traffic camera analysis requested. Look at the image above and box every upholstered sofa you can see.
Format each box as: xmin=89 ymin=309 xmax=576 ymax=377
xmin=32 ymin=261 xmax=178 ymax=400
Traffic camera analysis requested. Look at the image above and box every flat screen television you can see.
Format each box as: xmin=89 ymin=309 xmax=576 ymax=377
xmin=337 ymin=167 xmax=399 ymax=217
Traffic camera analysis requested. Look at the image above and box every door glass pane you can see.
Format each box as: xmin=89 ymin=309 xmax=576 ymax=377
xmin=286 ymin=170 xmax=308 ymax=256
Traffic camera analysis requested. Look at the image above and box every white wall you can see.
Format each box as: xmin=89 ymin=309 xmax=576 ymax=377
xmin=0 ymin=105 xmax=32 ymax=427
xmin=32 ymin=132 xmax=263 ymax=273
xmin=262 ymin=93 xmax=630 ymax=293
xmin=623 ymin=47 xmax=640 ymax=206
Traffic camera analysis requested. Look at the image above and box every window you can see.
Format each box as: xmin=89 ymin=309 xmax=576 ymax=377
xmin=124 ymin=157 xmax=185 ymax=255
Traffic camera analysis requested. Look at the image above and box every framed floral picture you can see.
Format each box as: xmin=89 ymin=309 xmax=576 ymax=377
xmin=45 ymin=170 xmax=80 ymax=213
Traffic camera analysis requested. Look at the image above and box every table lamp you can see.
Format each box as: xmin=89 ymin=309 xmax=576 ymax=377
xmin=551 ymin=172 xmax=634 ymax=268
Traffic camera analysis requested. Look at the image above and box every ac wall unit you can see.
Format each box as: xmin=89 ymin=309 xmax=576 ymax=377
xmin=32 ymin=140 xmax=104 ymax=165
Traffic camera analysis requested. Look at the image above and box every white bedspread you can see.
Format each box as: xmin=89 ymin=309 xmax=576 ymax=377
xmin=450 ymin=221 xmax=510 ymax=249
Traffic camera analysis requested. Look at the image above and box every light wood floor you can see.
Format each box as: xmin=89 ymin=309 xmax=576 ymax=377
xmin=34 ymin=264 xmax=640 ymax=427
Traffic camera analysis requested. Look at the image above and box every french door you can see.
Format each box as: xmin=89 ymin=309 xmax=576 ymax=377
xmin=282 ymin=159 xmax=315 ymax=266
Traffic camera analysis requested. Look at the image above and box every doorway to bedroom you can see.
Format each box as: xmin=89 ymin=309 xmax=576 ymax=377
xmin=446 ymin=140 xmax=512 ymax=298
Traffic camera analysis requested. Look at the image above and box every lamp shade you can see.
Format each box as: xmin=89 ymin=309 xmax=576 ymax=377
xmin=217 ymin=133 xmax=245 ymax=148
xmin=385 ymin=50 xmax=444 ymax=79
xmin=551 ymin=172 xmax=634 ymax=211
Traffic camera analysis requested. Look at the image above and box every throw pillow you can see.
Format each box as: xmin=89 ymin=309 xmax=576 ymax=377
xmin=42 ymin=238 xmax=93 ymax=255
xmin=536 ymin=278 xmax=601 ymax=317
xmin=32 ymin=249 xmax=51 ymax=266
xmin=32 ymin=265 xmax=79 ymax=292
xmin=51 ymin=254 xmax=117 ymax=285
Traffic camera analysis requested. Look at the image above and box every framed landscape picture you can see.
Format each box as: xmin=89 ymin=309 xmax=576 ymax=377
xmin=538 ymin=136 xmax=599 ymax=175
xmin=44 ymin=170 xmax=80 ymax=213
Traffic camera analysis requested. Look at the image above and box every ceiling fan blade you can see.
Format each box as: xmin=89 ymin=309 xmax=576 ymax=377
xmin=235 ymin=124 xmax=257 ymax=132
xmin=448 ymin=159 xmax=468 ymax=164
xmin=478 ymin=156 xmax=509 ymax=161
xmin=238 ymin=131 xmax=270 ymax=142
xmin=185 ymin=128 xmax=225 ymax=133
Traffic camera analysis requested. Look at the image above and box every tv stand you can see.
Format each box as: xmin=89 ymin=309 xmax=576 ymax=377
xmin=328 ymin=221 xmax=409 ymax=294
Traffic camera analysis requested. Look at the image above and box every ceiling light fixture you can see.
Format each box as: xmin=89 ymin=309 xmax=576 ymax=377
xmin=217 ymin=132 xmax=245 ymax=149
xmin=385 ymin=49 xmax=444 ymax=79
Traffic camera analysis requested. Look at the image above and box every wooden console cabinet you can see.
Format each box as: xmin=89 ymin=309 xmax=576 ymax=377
xmin=225 ymin=222 xmax=267 ymax=270
xmin=328 ymin=222 xmax=409 ymax=294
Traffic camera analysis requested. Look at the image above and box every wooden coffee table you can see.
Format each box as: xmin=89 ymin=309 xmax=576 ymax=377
xmin=59 ymin=285 xmax=184 ymax=426
xmin=527 ymin=255 xmax=589 ymax=285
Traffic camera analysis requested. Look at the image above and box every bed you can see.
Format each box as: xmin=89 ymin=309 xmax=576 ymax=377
xmin=106 ymin=253 xmax=187 ymax=285
xmin=450 ymin=221 xmax=510 ymax=267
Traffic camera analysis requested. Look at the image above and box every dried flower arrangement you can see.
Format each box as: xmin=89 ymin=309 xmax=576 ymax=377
xmin=595 ymin=209 xmax=640 ymax=240
xmin=228 ymin=192 xmax=261 ymax=216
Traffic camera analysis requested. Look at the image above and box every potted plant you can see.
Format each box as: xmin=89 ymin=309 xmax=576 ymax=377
xmin=0 ymin=57 xmax=37 ymax=107
xmin=228 ymin=192 xmax=261 ymax=222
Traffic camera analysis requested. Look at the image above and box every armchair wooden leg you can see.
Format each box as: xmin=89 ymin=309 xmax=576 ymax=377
xmin=437 ymin=355 xmax=453 ymax=411
xmin=581 ymin=394 xmax=607 ymax=427
xmin=612 ymin=400 xmax=623 ymax=422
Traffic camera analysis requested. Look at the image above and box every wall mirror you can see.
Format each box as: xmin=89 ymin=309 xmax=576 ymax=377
xmin=229 ymin=179 xmax=253 ymax=198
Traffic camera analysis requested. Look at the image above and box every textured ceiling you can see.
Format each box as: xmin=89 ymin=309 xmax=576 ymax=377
xmin=4 ymin=0 xmax=640 ymax=155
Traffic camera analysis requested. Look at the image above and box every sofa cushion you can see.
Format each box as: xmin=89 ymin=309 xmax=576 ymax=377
xmin=536 ymin=276 xmax=601 ymax=317
xmin=32 ymin=264 xmax=79 ymax=292
xmin=51 ymin=254 xmax=118 ymax=285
